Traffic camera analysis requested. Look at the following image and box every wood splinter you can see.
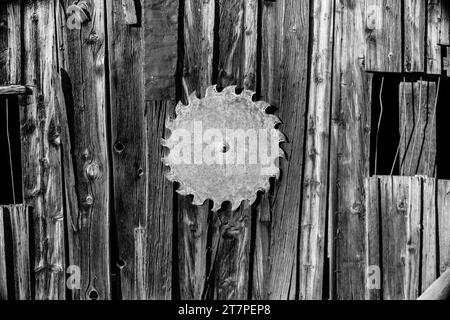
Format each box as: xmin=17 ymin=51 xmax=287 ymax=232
xmin=0 ymin=85 xmax=31 ymax=96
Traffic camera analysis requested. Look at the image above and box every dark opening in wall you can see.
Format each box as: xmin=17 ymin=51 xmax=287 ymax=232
xmin=370 ymin=74 xmax=450 ymax=180
xmin=0 ymin=97 xmax=22 ymax=205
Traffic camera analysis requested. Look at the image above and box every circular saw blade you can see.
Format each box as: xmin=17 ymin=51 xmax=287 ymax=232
xmin=162 ymin=85 xmax=285 ymax=212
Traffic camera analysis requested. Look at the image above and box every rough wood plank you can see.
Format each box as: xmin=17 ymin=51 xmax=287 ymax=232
xmin=299 ymin=0 xmax=334 ymax=300
xmin=365 ymin=0 xmax=403 ymax=73
xmin=427 ymin=0 xmax=450 ymax=74
xmin=210 ymin=0 xmax=257 ymax=300
xmin=107 ymin=0 xmax=145 ymax=300
xmin=404 ymin=0 xmax=426 ymax=73
xmin=9 ymin=205 xmax=32 ymax=300
xmin=144 ymin=0 xmax=179 ymax=300
xmin=0 ymin=2 xmax=21 ymax=86
xmin=379 ymin=176 xmax=421 ymax=300
xmin=0 ymin=85 xmax=28 ymax=96
xmin=422 ymin=178 xmax=438 ymax=293
xmin=122 ymin=0 xmax=138 ymax=25
xmin=179 ymin=0 xmax=214 ymax=300
xmin=21 ymin=0 xmax=65 ymax=300
xmin=331 ymin=0 xmax=373 ymax=300
xmin=399 ymin=81 xmax=437 ymax=177
xmin=0 ymin=207 xmax=7 ymax=300
xmin=365 ymin=177 xmax=381 ymax=300
xmin=438 ymin=180 xmax=450 ymax=275
xmin=61 ymin=0 xmax=111 ymax=300
xmin=0 ymin=4 xmax=7 ymax=85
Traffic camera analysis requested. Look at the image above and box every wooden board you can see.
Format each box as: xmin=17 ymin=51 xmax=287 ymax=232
xmin=365 ymin=0 xmax=403 ymax=73
xmin=427 ymin=0 xmax=450 ymax=74
xmin=331 ymin=0 xmax=373 ymax=300
xmin=404 ymin=0 xmax=426 ymax=73
xmin=179 ymin=0 xmax=215 ymax=300
xmin=21 ymin=0 xmax=65 ymax=300
xmin=0 ymin=207 xmax=7 ymax=300
xmin=299 ymin=0 xmax=334 ymax=300
xmin=438 ymin=180 xmax=450 ymax=275
xmin=399 ymin=81 xmax=437 ymax=177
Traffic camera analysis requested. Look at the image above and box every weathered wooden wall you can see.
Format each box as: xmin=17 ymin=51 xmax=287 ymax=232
xmin=0 ymin=0 xmax=449 ymax=300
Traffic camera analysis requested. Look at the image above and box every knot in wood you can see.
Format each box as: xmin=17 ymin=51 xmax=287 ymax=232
xmin=86 ymin=162 xmax=101 ymax=180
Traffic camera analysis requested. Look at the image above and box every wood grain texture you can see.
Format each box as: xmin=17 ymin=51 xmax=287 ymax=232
xmin=299 ymin=0 xmax=334 ymax=300
xmin=9 ymin=205 xmax=32 ymax=300
xmin=365 ymin=0 xmax=402 ymax=73
xmin=107 ymin=0 xmax=145 ymax=300
xmin=0 ymin=207 xmax=7 ymax=300
xmin=438 ymin=180 xmax=450 ymax=275
xmin=418 ymin=268 xmax=450 ymax=300
xmin=61 ymin=0 xmax=111 ymax=300
xmin=0 ymin=85 xmax=28 ymax=96
xmin=421 ymin=178 xmax=438 ymax=293
xmin=179 ymin=0 xmax=214 ymax=300
xmin=404 ymin=0 xmax=426 ymax=73
xmin=365 ymin=177 xmax=381 ymax=300
xmin=427 ymin=0 xmax=450 ymax=74
xmin=144 ymin=0 xmax=179 ymax=300
xmin=122 ymin=0 xmax=138 ymax=25
xmin=20 ymin=0 xmax=65 ymax=300
xmin=331 ymin=0 xmax=373 ymax=300
xmin=399 ymin=81 xmax=437 ymax=177
xmin=0 ymin=3 xmax=7 ymax=85
xmin=0 ymin=2 xmax=21 ymax=86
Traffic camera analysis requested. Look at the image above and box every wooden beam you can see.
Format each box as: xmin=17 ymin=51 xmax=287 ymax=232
xmin=418 ymin=269 xmax=450 ymax=300
xmin=0 ymin=85 xmax=29 ymax=96
xmin=0 ymin=207 xmax=8 ymax=300
xmin=404 ymin=0 xmax=426 ymax=73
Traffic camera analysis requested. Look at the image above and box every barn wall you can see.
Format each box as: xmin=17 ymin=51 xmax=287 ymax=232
xmin=0 ymin=0 xmax=449 ymax=300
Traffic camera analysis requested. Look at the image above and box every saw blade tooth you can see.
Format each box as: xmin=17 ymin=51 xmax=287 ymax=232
xmin=248 ymin=194 xmax=258 ymax=207
xmin=161 ymin=156 xmax=170 ymax=166
xmin=242 ymin=89 xmax=255 ymax=101
xmin=277 ymin=130 xmax=287 ymax=143
xmin=205 ymin=85 xmax=218 ymax=97
xmin=223 ymin=85 xmax=237 ymax=96
xmin=188 ymin=91 xmax=200 ymax=104
xmin=255 ymin=101 xmax=270 ymax=112
xmin=192 ymin=195 xmax=206 ymax=207
xmin=231 ymin=200 xmax=242 ymax=212
xmin=277 ymin=146 xmax=286 ymax=159
xmin=211 ymin=200 xmax=223 ymax=212
xmin=175 ymin=102 xmax=189 ymax=117
xmin=165 ymin=170 xmax=177 ymax=182
xmin=161 ymin=138 xmax=169 ymax=147
xmin=165 ymin=118 xmax=174 ymax=130
xmin=268 ymin=115 xmax=282 ymax=127
xmin=176 ymin=186 xmax=190 ymax=196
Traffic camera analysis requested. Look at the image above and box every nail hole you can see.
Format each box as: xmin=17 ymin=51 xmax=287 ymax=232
xmin=137 ymin=168 xmax=144 ymax=177
xmin=117 ymin=259 xmax=126 ymax=268
xmin=88 ymin=290 xmax=99 ymax=300
xmin=114 ymin=142 xmax=125 ymax=154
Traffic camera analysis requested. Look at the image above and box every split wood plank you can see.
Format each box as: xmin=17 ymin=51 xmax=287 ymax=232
xmin=378 ymin=176 xmax=421 ymax=300
xmin=404 ymin=0 xmax=426 ymax=73
xmin=331 ymin=0 xmax=373 ymax=300
xmin=421 ymin=178 xmax=438 ymax=293
xmin=427 ymin=0 xmax=450 ymax=74
xmin=9 ymin=205 xmax=32 ymax=300
xmin=107 ymin=0 xmax=146 ymax=300
xmin=21 ymin=0 xmax=65 ymax=300
xmin=208 ymin=0 xmax=257 ymax=300
xmin=255 ymin=0 xmax=310 ymax=300
xmin=61 ymin=0 xmax=111 ymax=300
xmin=179 ymin=0 xmax=215 ymax=300
xmin=0 ymin=207 xmax=7 ymax=300
xmin=365 ymin=177 xmax=381 ymax=300
xmin=399 ymin=81 xmax=437 ymax=177
xmin=144 ymin=0 xmax=179 ymax=300
xmin=365 ymin=0 xmax=403 ymax=73
xmin=299 ymin=0 xmax=334 ymax=300
xmin=438 ymin=180 xmax=450 ymax=275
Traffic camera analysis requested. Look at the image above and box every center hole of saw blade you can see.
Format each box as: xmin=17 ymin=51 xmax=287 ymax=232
xmin=219 ymin=142 xmax=230 ymax=153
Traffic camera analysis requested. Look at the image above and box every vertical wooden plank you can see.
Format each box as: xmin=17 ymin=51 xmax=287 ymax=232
xmin=107 ymin=0 xmax=145 ymax=300
xmin=144 ymin=0 xmax=179 ymax=300
xmin=9 ymin=205 xmax=31 ymax=300
xmin=421 ymin=178 xmax=438 ymax=293
xmin=61 ymin=0 xmax=111 ymax=300
xmin=404 ymin=0 xmax=426 ymax=73
xmin=21 ymin=0 xmax=65 ymax=300
xmin=438 ymin=180 xmax=450 ymax=275
xmin=427 ymin=0 xmax=450 ymax=74
xmin=378 ymin=176 xmax=421 ymax=300
xmin=399 ymin=81 xmax=437 ymax=177
xmin=0 ymin=2 xmax=21 ymax=86
xmin=0 ymin=207 xmax=7 ymax=300
xmin=299 ymin=0 xmax=334 ymax=300
xmin=179 ymin=0 xmax=214 ymax=300
xmin=0 ymin=3 xmax=7 ymax=85
xmin=365 ymin=0 xmax=403 ymax=73
xmin=365 ymin=177 xmax=381 ymax=300
xmin=331 ymin=0 xmax=373 ymax=300
xmin=210 ymin=0 xmax=257 ymax=300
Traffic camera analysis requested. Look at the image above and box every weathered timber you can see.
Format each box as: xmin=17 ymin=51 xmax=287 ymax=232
xmin=0 ymin=4 xmax=7 ymax=85
xmin=331 ymin=0 xmax=373 ymax=299
xmin=179 ymin=0 xmax=215 ymax=300
xmin=438 ymin=180 xmax=450 ymax=274
xmin=404 ymin=0 xmax=426 ymax=73
xmin=0 ymin=2 xmax=21 ymax=86
xmin=211 ymin=0 xmax=257 ymax=300
xmin=365 ymin=177 xmax=381 ymax=300
xmin=9 ymin=205 xmax=32 ymax=300
xmin=418 ymin=268 xmax=450 ymax=300
xmin=427 ymin=0 xmax=450 ymax=74
xmin=399 ymin=81 xmax=437 ymax=177
xmin=422 ymin=178 xmax=438 ymax=293
xmin=365 ymin=0 xmax=403 ymax=73
xmin=0 ymin=85 xmax=28 ymax=96
xmin=122 ymin=0 xmax=138 ymax=25
xmin=144 ymin=0 xmax=179 ymax=300
xmin=0 ymin=207 xmax=7 ymax=300
xmin=21 ymin=0 xmax=65 ymax=300
xmin=61 ymin=0 xmax=111 ymax=300
xmin=107 ymin=0 xmax=145 ymax=299
xmin=299 ymin=0 xmax=334 ymax=300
